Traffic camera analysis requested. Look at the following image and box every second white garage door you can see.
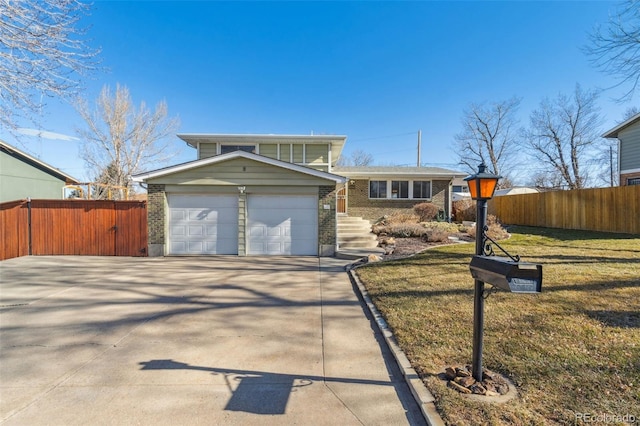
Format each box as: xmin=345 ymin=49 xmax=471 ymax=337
xmin=247 ymin=195 xmax=318 ymax=256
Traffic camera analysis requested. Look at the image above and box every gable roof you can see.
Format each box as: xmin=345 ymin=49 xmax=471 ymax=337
xmin=0 ymin=140 xmax=79 ymax=184
xmin=602 ymin=112 xmax=640 ymax=138
xmin=131 ymin=150 xmax=347 ymax=183
xmin=333 ymin=166 xmax=467 ymax=179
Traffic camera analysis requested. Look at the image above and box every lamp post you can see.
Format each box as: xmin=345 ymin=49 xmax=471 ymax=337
xmin=464 ymin=163 xmax=501 ymax=382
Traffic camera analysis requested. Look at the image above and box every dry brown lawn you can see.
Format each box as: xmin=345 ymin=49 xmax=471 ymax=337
xmin=355 ymin=226 xmax=640 ymax=425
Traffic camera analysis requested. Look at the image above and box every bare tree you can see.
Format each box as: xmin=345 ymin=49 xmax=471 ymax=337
xmin=76 ymin=84 xmax=180 ymax=197
xmin=454 ymin=97 xmax=521 ymax=185
xmin=623 ymin=105 xmax=640 ymax=119
xmin=587 ymin=0 xmax=640 ymax=101
xmin=337 ymin=149 xmax=374 ymax=166
xmin=522 ymin=85 xmax=602 ymax=190
xmin=0 ymin=0 xmax=98 ymax=130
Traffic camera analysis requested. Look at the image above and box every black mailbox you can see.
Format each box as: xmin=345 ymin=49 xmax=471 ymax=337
xmin=469 ymin=255 xmax=542 ymax=293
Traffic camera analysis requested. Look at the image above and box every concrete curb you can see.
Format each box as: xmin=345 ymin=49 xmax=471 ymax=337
xmin=346 ymin=265 xmax=446 ymax=426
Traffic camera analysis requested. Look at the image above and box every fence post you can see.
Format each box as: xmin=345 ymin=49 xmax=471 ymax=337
xmin=27 ymin=197 xmax=32 ymax=255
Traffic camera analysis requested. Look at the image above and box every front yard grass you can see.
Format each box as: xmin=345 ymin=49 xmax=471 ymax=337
xmin=355 ymin=226 xmax=640 ymax=425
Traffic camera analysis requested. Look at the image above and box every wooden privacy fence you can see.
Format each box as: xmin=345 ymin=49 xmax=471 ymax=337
xmin=488 ymin=185 xmax=640 ymax=235
xmin=0 ymin=199 xmax=148 ymax=261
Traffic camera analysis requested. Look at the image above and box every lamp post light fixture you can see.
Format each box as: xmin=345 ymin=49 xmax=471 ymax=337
xmin=464 ymin=163 xmax=501 ymax=382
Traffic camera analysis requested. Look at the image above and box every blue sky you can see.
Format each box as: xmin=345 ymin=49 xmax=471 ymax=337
xmin=1 ymin=1 xmax=635 ymax=183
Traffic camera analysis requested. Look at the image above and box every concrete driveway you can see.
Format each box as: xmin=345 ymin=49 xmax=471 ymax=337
xmin=0 ymin=256 xmax=426 ymax=425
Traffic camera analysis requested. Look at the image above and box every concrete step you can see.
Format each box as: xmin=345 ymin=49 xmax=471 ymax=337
xmin=338 ymin=232 xmax=378 ymax=241
xmin=338 ymin=224 xmax=373 ymax=232
xmin=337 ymin=216 xmax=370 ymax=224
xmin=337 ymin=215 xmax=379 ymax=250
xmin=335 ymin=247 xmax=385 ymax=260
xmin=338 ymin=241 xmax=380 ymax=250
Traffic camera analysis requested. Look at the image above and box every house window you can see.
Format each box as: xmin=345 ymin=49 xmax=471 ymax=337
xmin=452 ymin=185 xmax=468 ymax=193
xmin=369 ymin=181 xmax=387 ymax=198
xmin=628 ymin=177 xmax=640 ymax=185
xmin=413 ymin=181 xmax=431 ymax=199
xmin=391 ymin=181 xmax=409 ymax=198
xmin=221 ymin=145 xmax=255 ymax=154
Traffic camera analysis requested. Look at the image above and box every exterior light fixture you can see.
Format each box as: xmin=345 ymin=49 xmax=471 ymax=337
xmin=464 ymin=163 xmax=501 ymax=200
xmin=238 ymin=186 xmax=246 ymax=194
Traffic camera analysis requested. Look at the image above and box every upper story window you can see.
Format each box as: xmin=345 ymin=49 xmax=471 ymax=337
xmin=391 ymin=181 xmax=409 ymax=198
xmin=369 ymin=181 xmax=387 ymax=198
xmin=221 ymin=145 xmax=255 ymax=154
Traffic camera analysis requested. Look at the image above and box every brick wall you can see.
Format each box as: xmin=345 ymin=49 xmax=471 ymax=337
xmin=621 ymin=171 xmax=640 ymax=186
xmin=147 ymin=184 xmax=165 ymax=256
xmin=346 ymin=179 xmax=450 ymax=221
xmin=318 ymin=185 xmax=337 ymax=256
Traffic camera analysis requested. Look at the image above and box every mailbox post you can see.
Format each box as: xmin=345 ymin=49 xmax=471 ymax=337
xmin=464 ymin=163 xmax=543 ymax=384
xmin=464 ymin=163 xmax=501 ymax=382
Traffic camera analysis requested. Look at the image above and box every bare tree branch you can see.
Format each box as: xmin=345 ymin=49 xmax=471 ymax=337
xmin=76 ymin=84 xmax=180 ymax=198
xmin=454 ymin=97 xmax=521 ymax=185
xmin=522 ymin=85 xmax=602 ymax=190
xmin=336 ymin=149 xmax=374 ymax=166
xmin=587 ymin=0 xmax=640 ymax=101
xmin=0 ymin=0 xmax=99 ymax=131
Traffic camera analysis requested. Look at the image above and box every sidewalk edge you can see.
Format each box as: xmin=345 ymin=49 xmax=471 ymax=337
xmin=347 ymin=265 xmax=446 ymax=426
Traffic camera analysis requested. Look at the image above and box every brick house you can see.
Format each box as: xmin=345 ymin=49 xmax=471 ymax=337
xmin=133 ymin=134 xmax=465 ymax=257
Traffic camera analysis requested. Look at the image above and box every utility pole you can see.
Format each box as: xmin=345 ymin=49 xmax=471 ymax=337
xmin=417 ymin=130 xmax=422 ymax=167
xmin=610 ymin=146 xmax=614 ymax=187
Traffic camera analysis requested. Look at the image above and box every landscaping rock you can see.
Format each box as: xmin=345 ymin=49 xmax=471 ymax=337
xmin=444 ymin=367 xmax=457 ymax=380
xmin=448 ymin=380 xmax=472 ymax=394
xmin=470 ymin=383 xmax=487 ymax=395
xmin=443 ymin=366 xmax=511 ymax=397
xmin=454 ymin=376 xmax=476 ymax=388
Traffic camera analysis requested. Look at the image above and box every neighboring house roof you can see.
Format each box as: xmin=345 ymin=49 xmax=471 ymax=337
xmin=602 ymin=112 xmax=640 ymax=138
xmin=0 ymin=139 xmax=79 ymax=184
xmin=177 ymin=133 xmax=347 ymax=166
xmin=494 ymin=187 xmax=539 ymax=196
xmin=131 ymin=150 xmax=347 ymax=183
xmin=333 ymin=166 xmax=467 ymax=179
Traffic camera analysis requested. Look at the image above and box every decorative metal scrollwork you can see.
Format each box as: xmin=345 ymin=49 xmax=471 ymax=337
xmin=481 ymin=225 xmax=520 ymax=262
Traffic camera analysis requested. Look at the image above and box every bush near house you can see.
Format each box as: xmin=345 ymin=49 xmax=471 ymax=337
xmin=372 ymin=208 xmax=509 ymax=242
xmin=413 ymin=202 xmax=440 ymax=222
xmin=453 ymin=199 xmax=476 ymax=222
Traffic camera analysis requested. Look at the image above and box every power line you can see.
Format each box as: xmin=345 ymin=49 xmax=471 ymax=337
xmin=348 ymin=131 xmax=417 ymax=143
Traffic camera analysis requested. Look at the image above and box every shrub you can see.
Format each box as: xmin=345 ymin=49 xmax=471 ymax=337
xmin=467 ymin=215 xmax=509 ymax=241
xmin=382 ymin=223 xmax=429 ymax=238
xmin=424 ymin=230 xmax=451 ymax=243
xmin=422 ymin=221 xmax=460 ymax=233
xmin=452 ymin=199 xmax=476 ymax=222
xmin=413 ymin=202 xmax=440 ymax=222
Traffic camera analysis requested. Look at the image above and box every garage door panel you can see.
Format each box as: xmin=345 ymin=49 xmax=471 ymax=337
xmin=247 ymin=195 xmax=317 ymax=256
xmin=168 ymin=195 xmax=238 ymax=255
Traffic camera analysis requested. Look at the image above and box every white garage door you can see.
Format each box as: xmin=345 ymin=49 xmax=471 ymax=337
xmin=168 ymin=194 xmax=238 ymax=255
xmin=247 ymin=195 xmax=318 ymax=256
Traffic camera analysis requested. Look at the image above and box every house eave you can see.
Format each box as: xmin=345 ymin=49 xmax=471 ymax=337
xmin=0 ymin=139 xmax=80 ymax=184
xmin=132 ymin=150 xmax=347 ymax=184
xmin=602 ymin=112 xmax=640 ymax=138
